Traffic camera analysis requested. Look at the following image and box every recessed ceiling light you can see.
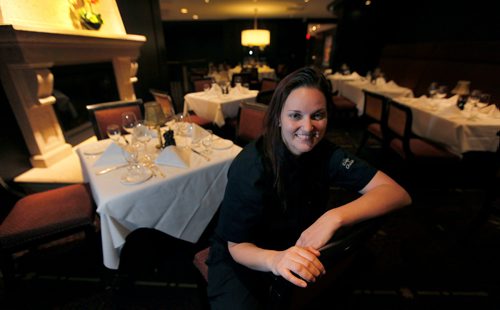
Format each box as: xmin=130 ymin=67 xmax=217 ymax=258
xmin=204 ymin=0 xmax=210 ymax=3
xmin=192 ymin=14 xmax=199 ymax=20
xmin=304 ymin=0 xmax=310 ymax=3
xmin=180 ymin=8 xmax=188 ymax=14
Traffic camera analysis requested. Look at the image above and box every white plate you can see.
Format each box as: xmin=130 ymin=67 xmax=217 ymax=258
xmin=83 ymin=144 xmax=107 ymax=156
xmin=120 ymin=169 xmax=153 ymax=185
xmin=212 ymin=139 xmax=234 ymax=150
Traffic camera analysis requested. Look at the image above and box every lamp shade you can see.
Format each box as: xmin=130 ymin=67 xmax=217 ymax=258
xmin=144 ymin=102 xmax=167 ymax=126
xmin=241 ymin=29 xmax=270 ymax=47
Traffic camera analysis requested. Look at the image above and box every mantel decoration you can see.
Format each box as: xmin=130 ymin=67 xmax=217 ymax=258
xmin=78 ymin=0 xmax=104 ymax=30
xmin=241 ymin=8 xmax=270 ymax=49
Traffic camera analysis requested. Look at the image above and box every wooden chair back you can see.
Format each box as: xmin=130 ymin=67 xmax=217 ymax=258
xmin=86 ymin=99 xmax=143 ymax=140
xmin=236 ymin=102 xmax=268 ymax=144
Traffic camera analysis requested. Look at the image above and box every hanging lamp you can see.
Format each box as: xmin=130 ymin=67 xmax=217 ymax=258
xmin=241 ymin=8 xmax=270 ymax=48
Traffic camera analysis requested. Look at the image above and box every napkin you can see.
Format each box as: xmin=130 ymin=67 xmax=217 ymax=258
xmin=155 ymin=146 xmax=189 ymax=168
xmin=375 ymin=77 xmax=387 ymax=86
xmin=350 ymin=72 xmax=361 ymax=79
xmin=93 ymin=142 xmax=127 ymax=167
xmin=478 ymin=104 xmax=500 ymax=118
xmin=209 ymin=83 xmax=222 ymax=95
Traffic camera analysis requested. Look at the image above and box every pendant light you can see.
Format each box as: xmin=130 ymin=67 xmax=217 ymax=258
xmin=241 ymin=8 xmax=270 ymax=48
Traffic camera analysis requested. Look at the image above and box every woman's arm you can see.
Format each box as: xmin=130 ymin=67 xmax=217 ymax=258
xmin=296 ymin=170 xmax=411 ymax=249
xmin=227 ymin=241 xmax=326 ymax=288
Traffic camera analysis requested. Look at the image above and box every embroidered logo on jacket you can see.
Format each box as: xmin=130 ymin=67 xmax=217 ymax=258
xmin=341 ymin=158 xmax=354 ymax=169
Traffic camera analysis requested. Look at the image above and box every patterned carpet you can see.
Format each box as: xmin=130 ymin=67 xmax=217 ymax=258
xmin=1 ymin=121 xmax=499 ymax=309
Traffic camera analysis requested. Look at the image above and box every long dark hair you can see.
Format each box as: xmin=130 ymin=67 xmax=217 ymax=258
xmin=262 ymin=67 xmax=333 ymax=200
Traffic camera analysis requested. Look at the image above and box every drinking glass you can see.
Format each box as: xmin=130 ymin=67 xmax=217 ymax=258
xmin=469 ymin=89 xmax=482 ymax=107
xmin=479 ymin=93 xmax=491 ymax=106
xmin=427 ymin=82 xmax=438 ymax=98
xmin=121 ymin=112 xmax=137 ymax=134
xmin=201 ymin=130 xmax=213 ymax=155
xmin=435 ymin=85 xmax=448 ymax=99
xmin=106 ymin=124 xmax=121 ymax=143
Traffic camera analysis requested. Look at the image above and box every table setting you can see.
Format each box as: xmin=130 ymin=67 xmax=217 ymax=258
xmin=184 ymin=85 xmax=259 ymax=127
xmin=77 ymin=107 xmax=241 ymax=269
xmin=393 ymin=94 xmax=500 ymax=155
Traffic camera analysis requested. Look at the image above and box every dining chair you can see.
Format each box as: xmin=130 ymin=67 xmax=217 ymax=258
xmin=193 ymin=78 xmax=214 ymax=92
xmin=331 ymin=90 xmax=358 ymax=125
xmin=149 ymin=88 xmax=176 ymax=120
xmin=230 ymin=73 xmax=252 ymax=87
xmin=260 ymin=78 xmax=278 ymax=92
xmin=356 ymin=90 xmax=389 ymax=154
xmin=86 ymin=99 xmax=143 ymax=140
xmin=192 ymin=218 xmax=383 ymax=309
xmin=149 ymin=88 xmax=213 ymax=129
xmin=256 ymin=89 xmax=274 ymax=105
xmin=235 ymin=101 xmax=268 ymax=146
xmin=0 ymin=178 xmax=97 ymax=289
xmin=386 ymin=100 xmax=460 ymax=161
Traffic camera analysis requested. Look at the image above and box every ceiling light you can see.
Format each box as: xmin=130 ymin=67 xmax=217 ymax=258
xmin=241 ymin=9 xmax=270 ymax=48
xmin=192 ymin=15 xmax=199 ymax=20
xmin=180 ymin=8 xmax=188 ymax=14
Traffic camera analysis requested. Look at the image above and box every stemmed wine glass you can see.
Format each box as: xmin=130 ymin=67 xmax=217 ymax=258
xmin=201 ymin=130 xmax=213 ymax=156
xmin=106 ymin=124 xmax=122 ymax=143
xmin=435 ymin=85 xmax=448 ymax=99
xmin=121 ymin=112 xmax=137 ymax=135
xmin=428 ymin=82 xmax=438 ymax=99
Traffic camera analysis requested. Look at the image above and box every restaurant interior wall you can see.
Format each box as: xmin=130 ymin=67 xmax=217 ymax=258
xmin=328 ymin=0 xmax=500 ymax=75
xmin=162 ymin=19 xmax=319 ymax=87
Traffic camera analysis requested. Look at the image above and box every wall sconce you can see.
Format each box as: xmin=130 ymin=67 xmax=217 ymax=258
xmin=241 ymin=9 xmax=270 ymax=48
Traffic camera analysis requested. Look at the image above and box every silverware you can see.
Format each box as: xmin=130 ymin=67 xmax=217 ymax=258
xmin=190 ymin=147 xmax=210 ymax=161
xmin=96 ymin=164 xmax=128 ymax=175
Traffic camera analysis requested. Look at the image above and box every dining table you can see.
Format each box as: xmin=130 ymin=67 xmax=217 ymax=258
xmin=77 ymin=127 xmax=241 ymax=269
xmin=326 ymin=72 xmax=362 ymax=93
xmin=228 ymin=65 xmax=277 ymax=81
xmin=183 ymin=88 xmax=258 ymax=127
xmin=393 ymin=96 xmax=500 ymax=156
xmin=340 ymin=79 xmax=414 ymax=115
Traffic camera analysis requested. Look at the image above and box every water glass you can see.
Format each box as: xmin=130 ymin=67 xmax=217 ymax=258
xmin=106 ymin=124 xmax=121 ymax=143
xmin=121 ymin=112 xmax=137 ymax=134
xmin=201 ymin=130 xmax=213 ymax=155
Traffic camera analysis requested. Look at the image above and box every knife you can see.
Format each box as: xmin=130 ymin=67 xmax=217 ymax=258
xmin=190 ymin=147 xmax=210 ymax=161
xmin=96 ymin=164 xmax=128 ymax=175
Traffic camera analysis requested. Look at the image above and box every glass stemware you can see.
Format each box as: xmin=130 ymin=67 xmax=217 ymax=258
xmin=201 ymin=130 xmax=213 ymax=155
xmin=435 ymin=85 xmax=448 ymax=99
xmin=121 ymin=112 xmax=138 ymax=135
xmin=428 ymin=82 xmax=438 ymax=98
xmin=106 ymin=124 xmax=122 ymax=143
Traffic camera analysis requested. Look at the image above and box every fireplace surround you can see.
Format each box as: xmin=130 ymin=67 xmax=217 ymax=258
xmin=0 ymin=1 xmax=146 ymax=168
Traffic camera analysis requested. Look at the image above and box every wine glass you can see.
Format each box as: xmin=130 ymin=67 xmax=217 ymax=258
xmin=435 ymin=85 xmax=448 ymax=99
xmin=479 ymin=93 xmax=491 ymax=106
xmin=201 ymin=130 xmax=213 ymax=155
xmin=427 ymin=82 xmax=438 ymax=99
xmin=133 ymin=120 xmax=152 ymax=158
xmin=121 ymin=112 xmax=137 ymax=135
xmin=106 ymin=124 xmax=121 ymax=143
xmin=469 ymin=89 xmax=482 ymax=107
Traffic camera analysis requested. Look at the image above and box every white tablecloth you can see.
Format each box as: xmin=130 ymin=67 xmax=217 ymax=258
xmin=229 ymin=65 xmax=277 ymax=81
xmin=326 ymin=72 xmax=362 ymax=93
xmin=77 ymin=135 xmax=241 ymax=269
xmin=341 ymin=80 xmax=414 ymax=115
xmin=394 ymin=96 xmax=500 ymax=155
xmin=184 ymin=90 xmax=258 ymax=127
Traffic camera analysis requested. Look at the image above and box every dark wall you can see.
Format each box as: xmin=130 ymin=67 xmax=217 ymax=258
xmin=162 ymin=18 xmax=321 ymax=75
xmin=330 ymin=0 xmax=500 ymax=74
xmin=116 ymin=0 xmax=169 ymax=101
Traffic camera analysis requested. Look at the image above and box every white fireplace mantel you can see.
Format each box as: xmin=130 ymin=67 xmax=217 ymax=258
xmin=0 ymin=24 xmax=146 ymax=167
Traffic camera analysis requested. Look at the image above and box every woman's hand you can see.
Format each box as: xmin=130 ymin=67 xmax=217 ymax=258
xmin=296 ymin=209 xmax=343 ymax=250
xmin=269 ymin=246 xmax=325 ymax=288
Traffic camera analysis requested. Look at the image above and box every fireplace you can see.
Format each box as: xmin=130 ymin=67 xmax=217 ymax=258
xmin=0 ymin=0 xmax=146 ymax=167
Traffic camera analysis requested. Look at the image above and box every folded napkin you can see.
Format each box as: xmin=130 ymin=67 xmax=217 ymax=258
xmin=375 ymin=77 xmax=387 ymax=86
xmin=478 ymin=104 xmax=500 ymax=118
xmin=155 ymin=146 xmax=189 ymax=168
xmin=208 ymin=83 xmax=222 ymax=95
xmin=93 ymin=142 xmax=127 ymax=167
xmin=229 ymin=84 xmax=249 ymax=96
xmin=385 ymin=80 xmax=399 ymax=88
xmin=350 ymin=72 xmax=361 ymax=79
xmin=191 ymin=124 xmax=211 ymax=142
xmin=324 ymin=69 xmax=333 ymax=75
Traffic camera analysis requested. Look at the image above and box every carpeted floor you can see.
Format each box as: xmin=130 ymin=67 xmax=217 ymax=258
xmin=1 ymin=120 xmax=499 ymax=309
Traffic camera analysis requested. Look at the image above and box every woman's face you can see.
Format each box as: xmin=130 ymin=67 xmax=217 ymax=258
xmin=280 ymin=87 xmax=328 ymax=156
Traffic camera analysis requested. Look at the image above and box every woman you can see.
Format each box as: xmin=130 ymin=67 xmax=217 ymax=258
xmin=207 ymin=67 xmax=411 ymax=309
